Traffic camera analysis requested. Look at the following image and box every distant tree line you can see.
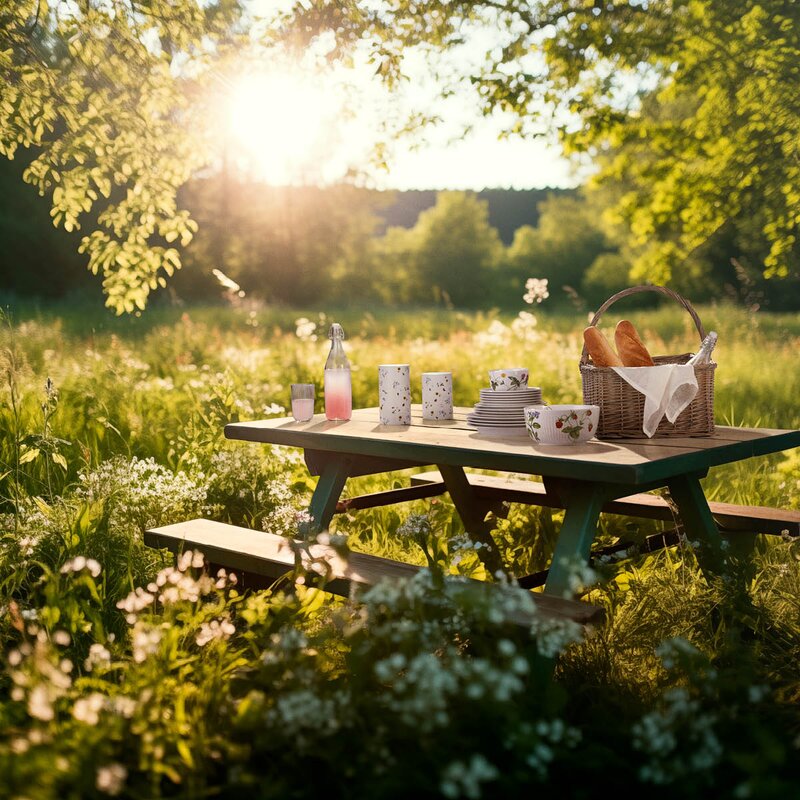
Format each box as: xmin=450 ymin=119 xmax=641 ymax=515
xmin=2 ymin=150 xmax=798 ymax=311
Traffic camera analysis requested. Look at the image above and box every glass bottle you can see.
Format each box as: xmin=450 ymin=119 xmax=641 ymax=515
xmin=324 ymin=322 xmax=352 ymax=421
xmin=687 ymin=331 xmax=718 ymax=366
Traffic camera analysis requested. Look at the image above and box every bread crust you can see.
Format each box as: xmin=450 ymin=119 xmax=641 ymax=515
xmin=583 ymin=326 xmax=622 ymax=367
xmin=615 ymin=320 xmax=655 ymax=367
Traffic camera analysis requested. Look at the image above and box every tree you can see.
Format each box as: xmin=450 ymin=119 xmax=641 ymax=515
xmin=376 ymin=192 xmax=504 ymax=307
xmin=175 ymin=180 xmax=387 ymax=305
xmin=0 ymin=1 xmax=243 ymax=313
xmin=506 ymin=193 xmax=614 ymax=305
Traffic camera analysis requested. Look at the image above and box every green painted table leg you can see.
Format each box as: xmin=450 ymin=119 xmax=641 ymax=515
xmin=303 ymin=457 xmax=351 ymax=537
xmin=543 ymin=482 xmax=608 ymax=598
xmin=666 ymin=473 xmax=726 ymax=577
xmin=437 ymin=464 xmax=506 ymax=577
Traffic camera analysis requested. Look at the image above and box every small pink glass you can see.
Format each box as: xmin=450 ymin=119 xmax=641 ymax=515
xmin=290 ymin=383 xmax=315 ymax=422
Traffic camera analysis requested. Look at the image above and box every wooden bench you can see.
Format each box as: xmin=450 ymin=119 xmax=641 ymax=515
xmin=406 ymin=470 xmax=800 ymax=537
xmin=144 ymin=518 xmax=604 ymax=628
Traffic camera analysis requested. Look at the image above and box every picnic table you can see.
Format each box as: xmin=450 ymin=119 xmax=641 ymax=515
xmin=224 ymin=405 xmax=800 ymax=597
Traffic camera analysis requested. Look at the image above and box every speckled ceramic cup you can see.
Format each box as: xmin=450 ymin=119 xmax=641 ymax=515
xmin=378 ymin=364 xmax=411 ymax=425
xmin=422 ymin=372 xmax=453 ymax=420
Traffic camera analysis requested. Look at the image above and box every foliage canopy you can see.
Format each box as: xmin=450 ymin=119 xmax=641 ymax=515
xmin=0 ymin=0 xmax=243 ymax=313
xmin=289 ymin=0 xmax=799 ymax=284
xmin=1 ymin=1 xmax=798 ymax=310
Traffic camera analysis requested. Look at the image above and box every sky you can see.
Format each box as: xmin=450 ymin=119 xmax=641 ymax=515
xmin=231 ymin=1 xmax=582 ymax=191
xmin=225 ymin=64 xmax=580 ymax=191
xmin=381 ymin=122 xmax=577 ymax=191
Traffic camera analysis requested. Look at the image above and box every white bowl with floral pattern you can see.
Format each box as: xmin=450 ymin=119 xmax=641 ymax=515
xmin=488 ymin=367 xmax=529 ymax=391
xmin=524 ymin=404 xmax=599 ymax=445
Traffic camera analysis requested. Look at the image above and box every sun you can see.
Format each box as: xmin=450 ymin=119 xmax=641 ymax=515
xmin=226 ymin=70 xmax=345 ymax=184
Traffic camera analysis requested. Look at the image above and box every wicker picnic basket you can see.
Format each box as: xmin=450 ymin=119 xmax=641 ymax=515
xmin=580 ymin=285 xmax=716 ymax=439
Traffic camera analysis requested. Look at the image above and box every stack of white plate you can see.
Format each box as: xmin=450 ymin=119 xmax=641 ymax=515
xmin=466 ymin=387 xmax=543 ymax=436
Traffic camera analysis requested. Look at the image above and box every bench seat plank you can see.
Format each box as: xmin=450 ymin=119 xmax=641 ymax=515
xmin=409 ymin=471 xmax=800 ymax=536
xmin=144 ymin=518 xmax=603 ymax=627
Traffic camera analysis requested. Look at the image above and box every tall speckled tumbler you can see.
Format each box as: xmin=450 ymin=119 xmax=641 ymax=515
xmin=422 ymin=372 xmax=453 ymax=420
xmin=378 ymin=364 xmax=411 ymax=425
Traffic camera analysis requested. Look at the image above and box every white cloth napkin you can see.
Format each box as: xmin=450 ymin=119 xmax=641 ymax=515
xmin=611 ymin=364 xmax=699 ymax=437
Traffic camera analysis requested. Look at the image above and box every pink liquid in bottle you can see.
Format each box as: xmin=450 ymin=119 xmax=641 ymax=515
xmin=325 ymin=368 xmax=352 ymax=421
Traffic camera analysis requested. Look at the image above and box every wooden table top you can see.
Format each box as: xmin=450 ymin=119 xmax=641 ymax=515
xmin=225 ymin=406 xmax=800 ymax=486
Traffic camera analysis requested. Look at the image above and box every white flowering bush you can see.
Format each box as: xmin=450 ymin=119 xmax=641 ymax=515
xmin=204 ymin=445 xmax=309 ymax=529
xmin=77 ymin=456 xmax=211 ymax=536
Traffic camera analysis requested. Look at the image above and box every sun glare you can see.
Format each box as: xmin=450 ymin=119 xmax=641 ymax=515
xmin=227 ymin=71 xmax=345 ymax=184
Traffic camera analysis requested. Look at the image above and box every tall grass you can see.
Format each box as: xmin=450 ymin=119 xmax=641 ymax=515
xmin=1 ymin=300 xmax=800 ymax=798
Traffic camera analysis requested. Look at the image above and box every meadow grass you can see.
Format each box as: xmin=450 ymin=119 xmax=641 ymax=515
xmin=2 ymin=300 xmax=800 ymax=798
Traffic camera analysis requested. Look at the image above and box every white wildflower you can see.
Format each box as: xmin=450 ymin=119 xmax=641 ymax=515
xmin=77 ymin=457 xmax=209 ymax=534
xmin=116 ymin=587 xmax=155 ymax=621
xmin=28 ymin=684 xmax=54 ymax=721
xmin=111 ymin=695 xmax=136 ymax=718
xmin=177 ymin=549 xmax=206 ymax=572
xmin=523 ymin=277 xmax=549 ymax=304
xmin=73 ymin=692 xmax=106 ymax=725
xmin=440 ymin=754 xmax=499 ymax=799
xmin=131 ymin=623 xmax=163 ymax=663
xmin=196 ymin=617 xmax=236 ymax=647
xmin=84 ymin=643 xmax=112 ymax=672
xmin=510 ymin=310 xmax=541 ymax=343
xmin=60 ymin=556 xmax=101 ymax=578
xmin=18 ymin=535 xmax=37 ymax=556
xmin=294 ymin=317 xmax=318 ymax=341
xmin=96 ymin=763 xmax=127 ymax=796
xmin=474 ymin=319 xmax=511 ymax=348
xmin=52 ymin=630 xmax=71 ymax=647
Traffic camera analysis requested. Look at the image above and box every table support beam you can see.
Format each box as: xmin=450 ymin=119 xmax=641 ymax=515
xmin=303 ymin=458 xmax=352 ymax=537
xmin=437 ymin=464 xmax=507 ymax=578
xmin=666 ymin=473 xmax=726 ymax=577
xmin=543 ymin=482 xmax=609 ymax=598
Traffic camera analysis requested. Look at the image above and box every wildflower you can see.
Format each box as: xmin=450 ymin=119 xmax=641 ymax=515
xmin=52 ymin=630 xmax=71 ymax=647
xmin=116 ymin=587 xmax=155 ymax=621
xmin=73 ymin=693 xmax=106 ymax=725
xmin=131 ymin=624 xmax=163 ymax=663
xmin=440 ymin=754 xmax=499 ymax=799
xmin=85 ymin=643 xmax=112 ymax=672
xmin=294 ymin=317 xmax=318 ymax=341
xmin=77 ymin=457 xmax=209 ymax=534
xmin=397 ymin=514 xmax=432 ymax=546
xmin=196 ymin=617 xmax=236 ymax=646
xmin=474 ymin=319 xmax=511 ymax=348
xmin=18 ymin=535 xmax=37 ymax=556
xmin=28 ymin=684 xmax=54 ymax=721
xmin=510 ymin=310 xmax=540 ymax=342
xmin=111 ymin=695 xmax=137 ymax=718
xmin=60 ymin=556 xmax=102 ymax=578
xmin=523 ymin=277 xmax=549 ymax=304
xmin=177 ymin=549 xmax=206 ymax=572
xmin=96 ymin=764 xmax=127 ymax=796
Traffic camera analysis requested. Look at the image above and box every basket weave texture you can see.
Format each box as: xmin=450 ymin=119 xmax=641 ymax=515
xmin=580 ymin=285 xmax=716 ymax=439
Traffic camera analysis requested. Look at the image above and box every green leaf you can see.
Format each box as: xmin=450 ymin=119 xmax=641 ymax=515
xmin=19 ymin=447 xmax=41 ymax=464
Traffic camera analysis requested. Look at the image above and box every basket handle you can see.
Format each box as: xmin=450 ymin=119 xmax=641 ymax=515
xmin=580 ymin=285 xmax=707 ymax=366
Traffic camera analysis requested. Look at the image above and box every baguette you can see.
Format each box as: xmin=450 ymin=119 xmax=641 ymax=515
xmin=583 ymin=326 xmax=622 ymax=367
xmin=615 ymin=320 xmax=655 ymax=367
